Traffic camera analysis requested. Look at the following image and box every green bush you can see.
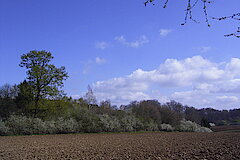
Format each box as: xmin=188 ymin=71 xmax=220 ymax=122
xmin=0 ymin=115 xmax=212 ymax=136
xmin=99 ymin=114 xmax=121 ymax=132
xmin=134 ymin=118 xmax=145 ymax=131
xmin=4 ymin=115 xmax=80 ymax=135
xmin=144 ymin=120 xmax=158 ymax=131
xmin=80 ymin=113 xmax=102 ymax=133
xmin=55 ymin=117 xmax=78 ymax=134
xmin=44 ymin=120 xmax=57 ymax=134
xmin=5 ymin=115 xmax=34 ymax=135
xmin=29 ymin=117 xmax=48 ymax=134
xmin=68 ymin=107 xmax=102 ymax=133
xmin=5 ymin=115 xmax=52 ymax=135
xmin=119 ymin=115 xmax=137 ymax=132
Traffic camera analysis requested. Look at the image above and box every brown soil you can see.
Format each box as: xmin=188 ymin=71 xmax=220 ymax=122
xmin=0 ymin=132 xmax=240 ymax=160
xmin=211 ymin=125 xmax=240 ymax=132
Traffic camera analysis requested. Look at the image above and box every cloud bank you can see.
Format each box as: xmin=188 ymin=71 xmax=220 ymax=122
xmin=92 ymin=56 xmax=240 ymax=109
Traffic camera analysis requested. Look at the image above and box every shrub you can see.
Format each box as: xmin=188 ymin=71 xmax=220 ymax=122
xmin=69 ymin=107 xmax=102 ymax=133
xmin=4 ymin=115 xmax=82 ymax=135
xmin=0 ymin=120 xmax=10 ymax=135
xmin=80 ymin=113 xmax=102 ymax=133
xmin=5 ymin=115 xmax=34 ymax=135
xmin=195 ymin=127 xmax=213 ymax=133
xmin=99 ymin=114 xmax=120 ymax=132
xmin=134 ymin=118 xmax=145 ymax=131
xmin=30 ymin=118 xmax=48 ymax=134
xmin=144 ymin=120 xmax=159 ymax=131
xmin=5 ymin=115 xmax=51 ymax=135
xmin=159 ymin=123 xmax=174 ymax=132
xmin=178 ymin=120 xmax=198 ymax=132
xmin=119 ymin=115 xmax=137 ymax=132
xmin=44 ymin=120 xmax=57 ymax=134
xmin=54 ymin=117 xmax=78 ymax=134
xmin=178 ymin=120 xmax=213 ymax=132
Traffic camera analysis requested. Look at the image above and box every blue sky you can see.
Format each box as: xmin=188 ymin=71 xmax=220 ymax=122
xmin=1 ymin=0 xmax=240 ymax=109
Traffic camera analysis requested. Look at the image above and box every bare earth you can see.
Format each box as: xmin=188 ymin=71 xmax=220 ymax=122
xmin=0 ymin=132 xmax=240 ymax=160
xmin=211 ymin=125 xmax=240 ymax=132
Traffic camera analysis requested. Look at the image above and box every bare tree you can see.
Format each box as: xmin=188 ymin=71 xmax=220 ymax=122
xmin=84 ymin=85 xmax=97 ymax=111
xmin=0 ymin=84 xmax=18 ymax=99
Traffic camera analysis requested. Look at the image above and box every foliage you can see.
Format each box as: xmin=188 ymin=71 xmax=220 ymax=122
xmin=19 ymin=50 xmax=68 ymax=117
xmin=99 ymin=114 xmax=121 ymax=132
xmin=1 ymin=84 xmax=239 ymax=136
xmin=70 ymin=107 xmax=102 ymax=133
xmin=143 ymin=120 xmax=159 ymax=131
xmin=159 ymin=123 xmax=174 ymax=132
xmin=177 ymin=120 xmax=212 ymax=132
xmin=54 ymin=117 xmax=78 ymax=134
xmin=3 ymin=115 xmax=80 ymax=135
xmin=178 ymin=120 xmax=199 ymax=132
xmin=15 ymin=80 xmax=34 ymax=115
xmin=195 ymin=126 xmax=213 ymax=133
xmin=5 ymin=115 xmax=35 ymax=135
xmin=160 ymin=104 xmax=182 ymax=126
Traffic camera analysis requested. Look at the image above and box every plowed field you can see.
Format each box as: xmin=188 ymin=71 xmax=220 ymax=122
xmin=211 ymin=125 xmax=240 ymax=132
xmin=0 ymin=132 xmax=240 ymax=160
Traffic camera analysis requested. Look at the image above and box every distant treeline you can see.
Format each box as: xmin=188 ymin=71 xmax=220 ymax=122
xmin=121 ymin=100 xmax=240 ymax=126
xmin=0 ymin=83 xmax=239 ymax=135
xmin=0 ymin=83 xmax=214 ymax=136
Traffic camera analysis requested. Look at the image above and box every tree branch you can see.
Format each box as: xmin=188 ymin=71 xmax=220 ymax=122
xmin=144 ymin=0 xmax=240 ymax=38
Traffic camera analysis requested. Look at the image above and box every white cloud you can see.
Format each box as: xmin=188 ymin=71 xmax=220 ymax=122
xmin=115 ymin=35 xmax=149 ymax=48
xmin=95 ymin=57 xmax=106 ymax=64
xmin=95 ymin=41 xmax=109 ymax=50
xmin=226 ymin=58 xmax=240 ymax=77
xmin=159 ymin=29 xmax=172 ymax=36
xmin=216 ymin=96 xmax=239 ymax=103
xmin=91 ymin=56 xmax=240 ymax=109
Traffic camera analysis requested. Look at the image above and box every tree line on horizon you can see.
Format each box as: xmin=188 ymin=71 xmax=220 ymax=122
xmin=0 ymin=50 xmax=239 ymax=135
xmin=1 ymin=82 xmax=240 ymax=127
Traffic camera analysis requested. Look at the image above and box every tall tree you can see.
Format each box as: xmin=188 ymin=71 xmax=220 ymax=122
xmin=19 ymin=50 xmax=68 ymax=117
